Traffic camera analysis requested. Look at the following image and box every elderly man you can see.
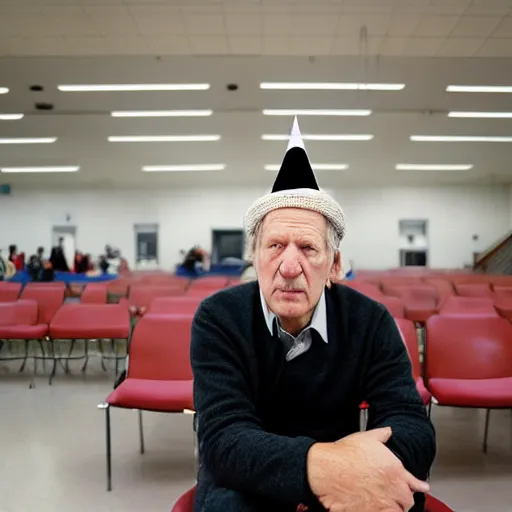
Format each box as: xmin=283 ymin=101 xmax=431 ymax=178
xmin=191 ymin=118 xmax=436 ymax=512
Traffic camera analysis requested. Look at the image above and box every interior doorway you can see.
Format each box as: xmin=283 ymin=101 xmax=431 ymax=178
xmin=51 ymin=225 xmax=77 ymax=271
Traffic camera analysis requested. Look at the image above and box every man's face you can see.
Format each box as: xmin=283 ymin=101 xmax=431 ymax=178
xmin=254 ymin=207 xmax=339 ymax=334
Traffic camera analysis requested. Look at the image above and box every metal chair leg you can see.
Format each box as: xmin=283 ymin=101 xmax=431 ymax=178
xmin=138 ymin=410 xmax=145 ymax=455
xmin=427 ymin=400 xmax=432 ymax=418
xmin=483 ymin=409 xmax=491 ymax=454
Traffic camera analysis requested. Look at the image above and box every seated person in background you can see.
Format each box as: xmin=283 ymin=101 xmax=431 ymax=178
xmin=98 ymin=255 xmax=109 ymax=274
xmin=8 ymin=244 xmax=17 ymax=264
xmin=27 ymin=255 xmax=42 ymax=281
xmin=74 ymin=251 xmax=89 ymax=274
xmin=40 ymin=260 xmax=55 ymax=282
xmin=50 ymin=237 xmax=69 ymax=272
xmin=191 ymin=118 xmax=435 ymax=512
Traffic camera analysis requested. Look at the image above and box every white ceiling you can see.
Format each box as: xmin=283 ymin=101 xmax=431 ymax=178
xmin=0 ymin=0 xmax=512 ymax=58
xmin=0 ymin=0 xmax=512 ymax=189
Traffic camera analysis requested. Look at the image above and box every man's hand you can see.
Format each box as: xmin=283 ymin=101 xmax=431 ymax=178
xmin=306 ymin=427 xmax=430 ymax=512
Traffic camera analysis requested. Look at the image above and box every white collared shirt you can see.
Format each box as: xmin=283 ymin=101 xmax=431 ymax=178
xmin=259 ymin=288 xmax=328 ymax=361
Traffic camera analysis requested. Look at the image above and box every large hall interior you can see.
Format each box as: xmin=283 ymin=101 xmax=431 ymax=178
xmin=1 ymin=1 xmax=512 ymax=511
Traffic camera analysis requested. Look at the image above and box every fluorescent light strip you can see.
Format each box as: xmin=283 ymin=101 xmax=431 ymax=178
xmin=59 ymin=83 xmax=210 ymax=92
xmin=143 ymin=164 xmax=225 ymax=172
xmin=265 ymin=164 xmax=348 ymax=171
xmin=263 ymin=109 xmax=371 ymax=116
xmin=0 ymin=166 xmax=79 ymax=173
xmin=447 ymin=85 xmax=512 ymax=94
xmin=0 ymin=87 xmax=8 ymax=94
xmin=396 ymin=164 xmax=473 ymax=171
xmin=111 ymin=110 xmax=213 ymax=117
xmin=263 ymin=134 xmax=374 ymax=141
xmin=0 ymin=113 xmax=24 ymax=120
xmin=108 ymin=135 xmax=220 ymax=142
xmin=0 ymin=137 xmax=57 ymax=144
xmin=260 ymin=82 xmax=405 ymax=91
xmin=449 ymin=111 xmax=512 ymax=118
xmin=411 ymin=135 xmax=512 ymax=142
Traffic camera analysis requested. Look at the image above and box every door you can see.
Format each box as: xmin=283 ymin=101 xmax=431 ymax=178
xmin=211 ymin=229 xmax=244 ymax=264
xmin=51 ymin=226 xmax=76 ymax=270
xmin=134 ymin=224 xmax=159 ymax=265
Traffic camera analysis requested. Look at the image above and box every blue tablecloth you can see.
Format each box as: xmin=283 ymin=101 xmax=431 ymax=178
xmin=8 ymin=270 xmax=118 ymax=285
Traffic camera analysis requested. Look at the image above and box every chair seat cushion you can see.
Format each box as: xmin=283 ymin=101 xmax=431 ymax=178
xmin=416 ymin=377 xmax=432 ymax=406
xmin=429 ymin=377 xmax=512 ymax=408
xmin=107 ymin=378 xmax=194 ymax=412
xmin=0 ymin=324 xmax=48 ymax=339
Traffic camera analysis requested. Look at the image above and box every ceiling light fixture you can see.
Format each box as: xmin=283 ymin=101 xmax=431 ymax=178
xmin=142 ymin=164 xmax=226 ymax=172
xmin=0 ymin=87 xmax=8 ymax=94
xmin=396 ymin=164 xmax=473 ymax=171
xmin=0 ymin=166 xmax=79 ymax=173
xmin=108 ymin=135 xmax=221 ymax=142
xmin=0 ymin=137 xmax=57 ymax=144
xmin=265 ymin=163 xmax=349 ymax=171
xmin=260 ymin=82 xmax=405 ymax=91
xmin=262 ymin=134 xmax=374 ymax=141
xmin=111 ymin=110 xmax=213 ymax=117
xmin=446 ymin=85 xmax=512 ymax=93
xmin=58 ymin=83 xmax=210 ymax=92
xmin=448 ymin=111 xmax=512 ymax=118
xmin=411 ymin=135 xmax=512 ymax=142
xmin=263 ymin=109 xmax=372 ymax=116
xmin=0 ymin=114 xmax=23 ymax=120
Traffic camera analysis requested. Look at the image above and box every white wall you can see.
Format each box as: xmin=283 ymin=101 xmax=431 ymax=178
xmin=0 ymin=185 xmax=509 ymax=271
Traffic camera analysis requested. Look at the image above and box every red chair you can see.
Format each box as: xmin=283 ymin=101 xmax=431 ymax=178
xmin=20 ymin=285 xmax=65 ymax=324
xmin=378 ymin=296 xmax=405 ymax=318
xmin=395 ymin=318 xmax=431 ymax=407
xmin=49 ymin=303 xmax=130 ymax=383
xmin=425 ymin=315 xmax=512 ymax=452
xmin=455 ymin=283 xmax=492 ymax=297
xmin=128 ymin=285 xmax=185 ymax=316
xmin=81 ymin=283 xmax=108 ymax=304
xmin=343 ymin=281 xmax=383 ymax=300
xmin=100 ymin=314 xmax=194 ymax=491
xmin=438 ymin=296 xmax=498 ymax=317
xmin=170 ymin=487 xmax=453 ymax=512
xmin=0 ymin=282 xmax=22 ymax=302
xmin=390 ymin=285 xmax=438 ymax=323
xmin=145 ymin=296 xmax=202 ymax=316
xmin=187 ymin=276 xmax=228 ymax=292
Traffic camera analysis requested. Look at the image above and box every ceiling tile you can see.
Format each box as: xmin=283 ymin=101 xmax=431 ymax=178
xmin=491 ymin=16 xmax=512 ymax=37
xmin=128 ymin=6 xmax=181 ymax=17
xmin=293 ymin=15 xmax=339 ymax=36
xmin=377 ymin=36 xmax=408 ymax=55
xmin=50 ymin=15 xmax=99 ymax=36
xmin=436 ymin=37 xmax=485 ymax=56
xmin=476 ymin=37 xmax=512 ymax=56
xmin=339 ymin=5 xmax=395 ymax=15
xmin=293 ymin=6 xmax=343 ymax=15
xmin=102 ymin=36 xmax=150 ymax=55
xmin=189 ymin=35 xmax=229 ymax=54
xmin=291 ymin=37 xmax=333 ymax=55
xmin=5 ymin=36 xmax=68 ymax=55
xmin=263 ymin=14 xmax=292 ymax=36
xmin=259 ymin=5 xmax=294 ymax=15
xmin=0 ymin=16 xmax=22 ymax=36
xmin=133 ymin=15 xmax=186 ymax=35
xmin=145 ymin=35 xmax=191 ymax=54
xmin=180 ymin=5 xmax=223 ymax=15
xmin=427 ymin=0 xmax=472 ymax=15
xmin=15 ymin=15 xmax=56 ymax=36
xmin=261 ymin=37 xmax=290 ymax=55
xmin=402 ymin=37 xmax=444 ymax=56
xmin=88 ymin=15 xmax=139 ymax=36
xmin=41 ymin=6 xmax=83 ymax=15
xmin=185 ymin=14 xmax=225 ymax=36
xmin=80 ymin=0 xmax=123 ymax=4
xmin=225 ymin=15 xmax=261 ymax=36
xmin=65 ymin=36 xmax=106 ymax=54
xmin=465 ymin=6 xmax=511 ymax=16
xmin=331 ymin=36 xmax=364 ymax=55
xmin=387 ymin=14 xmax=421 ymax=36
xmin=451 ymin=16 xmax=503 ymax=37
xmin=228 ymin=36 xmax=261 ymax=54
xmin=414 ymin=15 xmax=460 ymax=37
xmin=337 ymin=15 xmax=390 ymax=36
xmin=224 ymin=4 xmax=264 ymax=15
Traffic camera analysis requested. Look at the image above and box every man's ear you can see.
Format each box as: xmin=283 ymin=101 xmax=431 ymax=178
xmin=328 ymin=251 xmax=342 ymax=284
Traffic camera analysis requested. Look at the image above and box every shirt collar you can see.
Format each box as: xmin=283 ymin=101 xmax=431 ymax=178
xmin=259 ymin=286 xmax=328 ymax=343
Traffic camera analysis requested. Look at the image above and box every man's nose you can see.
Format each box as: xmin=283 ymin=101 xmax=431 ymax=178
xmin=279 ymin=247 xmax=302 ymax=279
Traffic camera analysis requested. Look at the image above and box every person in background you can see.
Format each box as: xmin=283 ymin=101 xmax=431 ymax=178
xmin=50 ymin=237 xmax=69 ymax=272
xmin=98 ymin=255 xmax=109 ymax=274
xmin=74 ymin=251 xmax=89 ymax=274
xmin=8 ymin=244 xmax=17 ymax=264
xmin=36 ymin=246 xmax=44 ymax=264
xmin=27 ymin=254 xmax=42 ymax=282
xmin=40 ymin=260 xmax=55 ymax=282
xmin=0 ymin=250 xmax=6 ymax=281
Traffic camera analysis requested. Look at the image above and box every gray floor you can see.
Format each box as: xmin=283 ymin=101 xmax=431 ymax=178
xmin=0 ymin=359 xmax=511 ymax=512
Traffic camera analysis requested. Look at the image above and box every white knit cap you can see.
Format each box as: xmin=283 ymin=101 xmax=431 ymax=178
xmin=244 ymin=117 xmax=346 ymax=245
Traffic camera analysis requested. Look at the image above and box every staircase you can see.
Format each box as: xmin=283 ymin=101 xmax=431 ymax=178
xmin=474 ymin=231 xmax=512 ymax=274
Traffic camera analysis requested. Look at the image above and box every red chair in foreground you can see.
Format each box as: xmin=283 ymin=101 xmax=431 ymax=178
xmin=425 ymin=315 xmax=512 ymax=452
xmin=20 ymin=285 xmax=65 ymax=324
xmin=395 ymin=318 xmax=431 ymax=407
xmin=438 ymin=296 xmax=498 ymax=317
xmin=100 ymin=314 xmax=194 ymax=491
xmin=379 ymin=296 xmax=405 ymax=318
xmin=49 ymin=303 xmax=130 ymax=384
xmin=170 ymin=487 xmax=453 ymax=512
xmin=128 ymin=284 xmax=185 ymax=316
xmin=80 ymin=283 xmax=108 ymax=304
xmin=0 ymin=282 xmax=22 ymax=302
xmin=145 ymin=296 xmax=202 ymax=316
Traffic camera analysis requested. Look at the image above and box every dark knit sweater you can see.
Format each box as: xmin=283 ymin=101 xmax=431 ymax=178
xmin=191 ymin=282 xmax=436 ymax=511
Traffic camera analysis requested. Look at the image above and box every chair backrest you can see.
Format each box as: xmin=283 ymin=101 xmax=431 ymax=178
xmin=426 ymin=315 xmax=512 ymax=380
xmin=0 ymin=282 xmax=22 ymax=302
xmin=455 ymin=283 xmax=492 ymax=297
xmin=188 ymin=276 xmax=228 ymax=291
xmin=23 ymin=281 xmax=66 ymax=290
xmin=81 ymin=284 xmax=108 ymax=304
xmin=344 ymin=281 xmax=383 ymax=300
xmin=425 ymin=494 xmax=454 ymax=512
xmin=20 ymin=286 xmax=65 ymax=324
xmin=0 ymin=300 xmax=38 ymax=326
xmin=378 ymin=296 xmax=405 ymax=318
xmin=129 ymin=285 xmax=185 ymax=309
xmin=493 ymin=285 xmax=512 ymax=298
xmin=439 ymin=296 xmax=497 ymax=317
xmin=171 ymin=486 xmax=196 ymax=512
xmin=395 ymin=318 xmax=422 ymax=380
xmin=128 ymin=315 xmax=193 ymax=381
xmin=146 ymin=296 xmax=202 ymax=316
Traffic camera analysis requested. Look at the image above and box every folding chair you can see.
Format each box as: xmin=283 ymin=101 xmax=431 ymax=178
xmin=81 ymin=283 xmax=108 ymax=304
xmin=425 ymin=315 xmax=512 ymax=453
xmin=99 ymin=314 xmax=194 ymax=491
xmin=49 ymin=303 xmax=130 ymax=384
